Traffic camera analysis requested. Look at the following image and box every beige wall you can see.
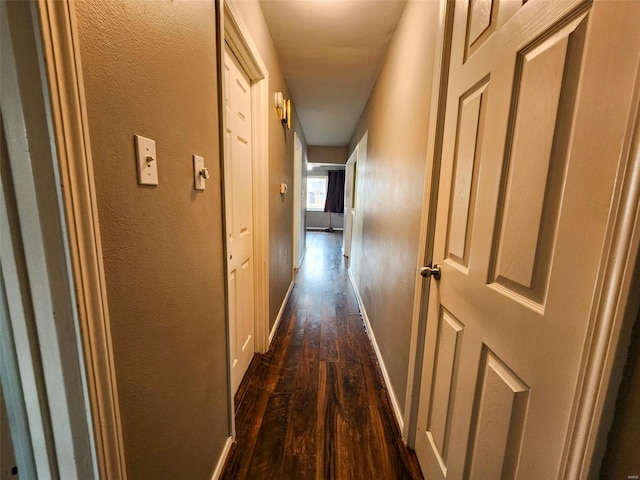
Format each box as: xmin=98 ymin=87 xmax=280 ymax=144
xmin=306 ymin=211 xmax=345 ymax=230
xmin=233 ymin=0 xmax=308 ymax=329
xmin=75 ymin=2 xmax=228 ymax=478
xmin=308 ymin=145 xmax=347 ymax=164
xmin=348 ymin=0 xmax=442 ymax=412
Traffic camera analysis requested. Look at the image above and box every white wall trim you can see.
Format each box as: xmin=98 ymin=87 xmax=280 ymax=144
xmin=1 ymin=7 xmax=53 ymax=476
xmin=348 ymin=270 xmax=405 ymax=435
xmin=0 ymin=171 xmax=47 ymax=480
xmin=306 ymin=227 xmax=344 ymax=232
xmin=223 ymin=0 xmax=270 ymax=356
xmin=252 ymin=77 xmax=270 ymax=354
xmin=18 ymin=2 xmax=127 ymax=478
xmin=210 ymin=436 xmax=233 ymax=480
xmin=221 ymin=0 xmax=270 ymax=444
xmin=269 ymin=280 xmax=295 ymax=346
xmin=563 ymin=65 xmax=640 ymax=478
xmin=224 ymin=0 xmax=266 ymax=81
xmin=293 ymin=132 xmax=303 ymax=271
xmin=403 ymin=0 xmax=452 ymax=447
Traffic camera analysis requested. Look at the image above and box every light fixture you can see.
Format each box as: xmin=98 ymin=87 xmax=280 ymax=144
xmin=274 ymin=91 xmax=291 ymax=129
xmin=274 ymin=91 xmax=285 ymax=122
xmin=285 ymin=99 xmax=291 ymax=130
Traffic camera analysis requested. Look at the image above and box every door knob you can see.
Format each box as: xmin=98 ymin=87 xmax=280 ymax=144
xmin=420 ymin=262 xmax=441 ymax=280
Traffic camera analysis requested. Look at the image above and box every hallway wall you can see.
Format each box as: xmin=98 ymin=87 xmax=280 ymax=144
xmin=348 ymin=0 xmax=442 ymax=413
xmin=306 ymin=211 xmax=345 ymax=230
xmin=233 ymin=0 xmax=308 ymax=331
xmin=308 ymin=145 xmax=347 ymax=165
xmin=75 ymin=1 xmax=228 ymax=478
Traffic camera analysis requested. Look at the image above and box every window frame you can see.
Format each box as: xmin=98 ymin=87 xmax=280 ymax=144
xmin=306 ymin=175 xmax=328 ymax=211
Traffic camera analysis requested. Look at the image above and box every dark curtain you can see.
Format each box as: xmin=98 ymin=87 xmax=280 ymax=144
xmin=324 ymin=170 xmax=345 ymax=213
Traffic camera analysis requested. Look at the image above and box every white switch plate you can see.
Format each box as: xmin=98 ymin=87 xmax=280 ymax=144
xmin=193 ymin=155 xmax=205 ymax=190
xmin=135 ymin=135 xmax=158 ymax=185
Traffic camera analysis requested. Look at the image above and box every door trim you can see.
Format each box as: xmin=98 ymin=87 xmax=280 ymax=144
xmin=220 ymin=0 xmax=270 ymax=443
xmin=403 ymin=0 xmax=454 ymax=446
xmin=563 ymin=66 xmax=640 ymax=478
xmin=30 ymin=2 xmax=127 ymax=478
xmin=223 ymin=0 xmax=269 ymax=357
xmin=342 ymin=146 xmax=357 ymax=258
xmin=293 ymin=132 xmax=304 ymax=270
xmin=406 ymin=1 xmax=640 ymax=474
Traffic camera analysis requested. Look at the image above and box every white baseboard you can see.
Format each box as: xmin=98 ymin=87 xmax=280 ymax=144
xmin=348 ymin=269 xmax=405 ymax=434
xmin=268 ymin=280 xmax=295 ymax=346
xmin=306 ymin=227 xmax=344 ymax=231
xmin=211 ymin=436 xmax=233 ymax=480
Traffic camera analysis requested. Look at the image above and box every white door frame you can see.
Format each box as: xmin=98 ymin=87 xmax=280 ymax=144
xmin=404 ymin=1 xmax=640 ymax=476
xmin=222 ymin=0 xmax=270 ymax=355
xmin=293 ymin=132 xmax=304 ymax=270
xmin=221 ymin=0 xmax=270 ymax=443
xmin=342 ymin=146 xmax=357 ymax=258
xmin=564 ymin=84 xmax=640 ymax=478
xmin=403 ymin=0 xmax=452 ymax=447
xmin=302 ymin=150 xmax=308 ymax=261
xmin=1 ymin=1 xmax=122 ymax=478
xmin=30 ymin=1 xmax=127 ymax=477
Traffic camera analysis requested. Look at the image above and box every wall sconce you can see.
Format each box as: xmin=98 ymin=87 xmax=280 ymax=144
xmin=274 ymin=91 xmax=291 ymax=129
xmin=285 ymin=99 xmax=291 ymax=130
xmin=275 ymin=92 xmax=285 ymax=122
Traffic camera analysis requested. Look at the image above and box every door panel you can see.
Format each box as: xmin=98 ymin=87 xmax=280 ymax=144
xmin=466 ymin=0 xmax=523 ymax=60
xmin=425 ymin=309 xmax=464 ymax=470
xmin=465 ymin=348 xmax=529 ymax=480
xmin=489 ymin=13 xmax=587 ymax=308
xmin=446 ymin=78 xmax=488 ymax=271
xmin=416 ymin=0 xmax=640 ymax=478
xmin=224 ymin=45 xmax=255 ymax=395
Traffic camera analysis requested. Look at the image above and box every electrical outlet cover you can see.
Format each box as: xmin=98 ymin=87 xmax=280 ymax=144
xmin=135 ymin=135 xmax=158 ymax=185
xmin=193 ymin=155 xmax=205 ymax=190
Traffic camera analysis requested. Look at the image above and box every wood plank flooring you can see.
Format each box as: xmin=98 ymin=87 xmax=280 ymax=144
xmin=221 ymin=232 xmax=423 ymax=480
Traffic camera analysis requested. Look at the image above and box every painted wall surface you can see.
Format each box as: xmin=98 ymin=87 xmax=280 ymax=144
xmin=233 ymin=0 xmax=308 ymax=330
xmin=601 ymin=307 xmax=640 ymax=477
xmin=306 ymin=211 xmax=345 ymax=230
xmin=75 ymin=2 xmax=228 ymax=478
xmin=308 ymin=145 xmax=348 ymax=164
xmin=348 ymin=0 xmax=442 ymax=411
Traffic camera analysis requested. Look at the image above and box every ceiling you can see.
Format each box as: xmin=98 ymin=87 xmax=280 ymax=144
xmin=259 ymin=0 xmax=407 ymax=146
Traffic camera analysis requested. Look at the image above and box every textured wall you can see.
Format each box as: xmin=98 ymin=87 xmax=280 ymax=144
xmin=233 ymin=0 xmax=308 ymax=330
xmin=348 ymin=0 xmax=441 ymax=412
xmin=308 ymin=145 xmax=348 ymax=165
xmin=75 ymin=2 xmax=229 ymax=478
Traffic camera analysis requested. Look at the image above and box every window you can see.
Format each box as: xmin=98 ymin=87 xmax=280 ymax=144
xmin=306 ymin=176 xmax=328 ymax=210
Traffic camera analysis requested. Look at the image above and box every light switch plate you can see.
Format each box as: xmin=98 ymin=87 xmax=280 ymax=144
xmin=193 ymin=155 xmax=205 ymax=190
xmin=135 ymin=135 xmax=158 ymax=185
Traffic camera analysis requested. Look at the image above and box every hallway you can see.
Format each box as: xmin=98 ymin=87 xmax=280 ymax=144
xmin=221 ymin=232 xmax=423 ymax=479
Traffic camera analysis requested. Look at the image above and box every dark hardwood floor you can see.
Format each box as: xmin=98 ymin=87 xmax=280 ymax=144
xmin=221 ymin=231 xmax=423 ymax=480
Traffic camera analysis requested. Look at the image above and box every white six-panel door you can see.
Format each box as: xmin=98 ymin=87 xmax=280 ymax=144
xmin=224 ymin=46 xmax=255 ymax=396
xmin=415 ymin=0 xmax=640 ymax=478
